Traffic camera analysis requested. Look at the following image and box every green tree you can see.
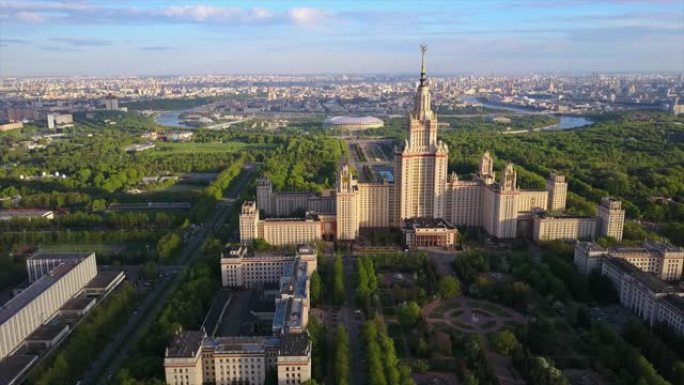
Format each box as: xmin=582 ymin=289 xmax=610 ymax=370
xmin=332 ymin=254 xmax=345 ymax=305
xmin=437 ymin=276 xmax=461 ymax=299
xmin=156 ymin=232 xmax=182 ymax=263
xmin=253 ymin=238 xmax=270 ymax=251
xmin=310 ymin=271 xmax=322 ymax=307
xmin=398 ymin=301 xmax=421 ymax=327
xmin=490 ymin=329 xmax=519 ymax=355
xmin=335 ymin=325 xmax=350 ymax=385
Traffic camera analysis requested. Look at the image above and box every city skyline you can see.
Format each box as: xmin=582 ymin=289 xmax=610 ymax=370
xmin=1 ymin=0 xmax=683 ymax=77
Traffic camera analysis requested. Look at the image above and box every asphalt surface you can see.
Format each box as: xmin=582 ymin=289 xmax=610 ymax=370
xmin=341 ymin=255 xmax=366 ymax=385
xmin=80 ymin=164 xmax=257 ymax=385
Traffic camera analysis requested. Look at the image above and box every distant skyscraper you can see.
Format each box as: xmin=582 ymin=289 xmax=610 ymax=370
xmin=104 ymin=94 xmax=119 ymax=110
xmin=240 ymin=48 xmax=624 ymax=246
xmin=394 ymin=45 xmax=449 ymax=220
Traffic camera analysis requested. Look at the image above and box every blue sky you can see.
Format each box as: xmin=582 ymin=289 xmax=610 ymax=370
xmin=0 ymin=0 xmax=682 ymax=76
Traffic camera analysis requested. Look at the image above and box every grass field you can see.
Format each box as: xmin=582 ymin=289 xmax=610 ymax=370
xmin=148 ymin=141 xmax=275 ymax=156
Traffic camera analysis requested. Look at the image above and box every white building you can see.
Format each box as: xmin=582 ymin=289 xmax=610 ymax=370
xmin=46 ymin=113 xmax=73 ymax=129
xmin=0 ymin=252 xmax=97 ymax=360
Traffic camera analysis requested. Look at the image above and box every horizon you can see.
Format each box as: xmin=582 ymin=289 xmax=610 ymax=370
xmin=1 ymin=0 xmax=683 ymax=77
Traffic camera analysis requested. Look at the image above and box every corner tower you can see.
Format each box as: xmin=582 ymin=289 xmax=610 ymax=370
xmin=395 ymin=45 xmax=449 ymax=220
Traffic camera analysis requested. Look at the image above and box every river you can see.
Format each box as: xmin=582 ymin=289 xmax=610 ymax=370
xmin=154 ymin=108 xmax=196 ymax=128
xmin=156 ymin=98 xmax=594 ymax=131
xmin=464 ymin=97 xmax=593 ymax=130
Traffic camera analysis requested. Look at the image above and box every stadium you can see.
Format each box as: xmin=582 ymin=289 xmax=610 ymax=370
xmin=322 ymin=116 xmax=384 ymax=132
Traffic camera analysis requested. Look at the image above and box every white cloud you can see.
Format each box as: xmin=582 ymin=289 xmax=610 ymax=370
xmin=288 ymin=7 xmax=329 ymax=25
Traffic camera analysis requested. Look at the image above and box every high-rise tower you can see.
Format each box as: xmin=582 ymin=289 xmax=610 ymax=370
xmin=395 ymin=45 xmax=449 ymax=220
xmin=336 ymin=164 xmax=359 ymax=240
xmin=599 ymin=197 xmax=625 ymax=241
xmin=546 ymin=173 xmax=568 ymax=211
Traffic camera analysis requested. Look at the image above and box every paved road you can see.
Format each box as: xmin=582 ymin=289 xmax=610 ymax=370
xmin=80 ymin=165 xmax=257 ymax=385
xmin=341 ymin=255 xmax=366 ymax=385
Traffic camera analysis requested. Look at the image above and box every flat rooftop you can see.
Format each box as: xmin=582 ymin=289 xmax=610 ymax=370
xmin=205 ymin=336 xmax=279 ymax=354
xmin=534 ymin=211 xmax=594 ymax=219
xmin=0 ymin=262 xmax=79 ymax=324
xmin=84 ymin=270 xmax=124 ymax=290
xmin=576 ymin=241 xmax=605 ymax=252
xmin=604 ymin=258 xmax=681 ymax=294
xmin=60 ymin=294 xmax=96 ymax=311
xmin=0 ymin=355 xmax=38 ymax=385
xmin=27 ymin=251 xmax=92 ymax=262
xmin=279 ymin=333 xmax=310 ymax=356
xmin=166 ymin=330 xmax=204 ymax=358
xmin=25 ymin=323 xmax=68 ymax=342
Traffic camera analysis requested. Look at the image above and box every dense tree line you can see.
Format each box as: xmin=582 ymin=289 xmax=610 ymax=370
xmin=30 ymin=282 xmax=138 ymax=385
xmin=451 ymin=333 xmax=501 ymax=385
xmin=115 ymin=261 xmax=219 ymax=383
xmin=189 ymin=154 xmax=246 ymax=221
xmin=587 ymin=324 xmax=672 ymax=385
xmin=439 ymin=111 xmax=684 ymax=240
xmin=156 ymin=232 xmax=182 ymax=264
xmin=334 ymin=325 xmax=351 ymax=385
xmin=622 ymin=320 xmax=684 ymax=385
xmin=511 ymin=345 xmax=569 ymax=385
xmin=0 ymin=211 xmax=186 ymax=232
xmin=361 ymin=315 xmax=415 ymax=385
xmin=331 ymin=253 xmax=346 ymax=305
xmin=307 ymin=316 xmax=327 ymax=383
xmin=355 ymin=256 xmax=378 ymax=313
xmin=262 ymin=135 xmax=348 ymax=192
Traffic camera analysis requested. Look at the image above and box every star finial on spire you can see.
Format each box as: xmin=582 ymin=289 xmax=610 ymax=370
xmin=420 ymin=44 xmax=428 ymax=85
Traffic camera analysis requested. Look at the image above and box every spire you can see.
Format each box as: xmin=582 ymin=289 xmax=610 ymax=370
xmin=419 ymin=44 xmax=427 ymax=86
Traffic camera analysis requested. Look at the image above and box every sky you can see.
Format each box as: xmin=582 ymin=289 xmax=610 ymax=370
xmin=0 ymin=0 xmax=683 ymax=77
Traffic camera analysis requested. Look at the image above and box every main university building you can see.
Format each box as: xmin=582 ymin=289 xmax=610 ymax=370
xmin=241 ymin=49 xmax=625 ymax=247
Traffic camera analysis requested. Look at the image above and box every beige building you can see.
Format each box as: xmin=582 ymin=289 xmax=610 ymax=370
xmin=394 ymin=48 xmax=449 ymax=222
xmin=600 ymin=257 xmax=684 ymax=333
xmin=547 ymin=173 xmax=568 ymax=211
xmin=0 ymin=121 xmax=23 ymax=132
xmin=575 ymin=241 xmax=684 ymax=281
xmin=533 ymin=214 xmax=600 ymax=242
xmin=402 ymin=217 xmax=457 ymax=247
xmin=239 ymin=48 xmax=626 ymax=246
xmin=336 ymin=164 xmax=360 ymax=240
xmin=165 ymin=332 xmax=310 ymax=385
xmin=598 ymin=197 xmax=625 ymax=241
xmin=220 ymin=245 xmax=317 ymax=288
xmin=239 ymin=201 xmax=323 ymax=246
xmin=165 ymin=245 xmax=315 ymax=385
xmin=0 ymin=252 xmax=97 ymax=360
xmin=46 ymin=113 xmax=73 ymax=129
xmin=532 ymin=196 xmax=626 ymax=243
xmin=256 ymin=178 xmax=335 ymax=217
